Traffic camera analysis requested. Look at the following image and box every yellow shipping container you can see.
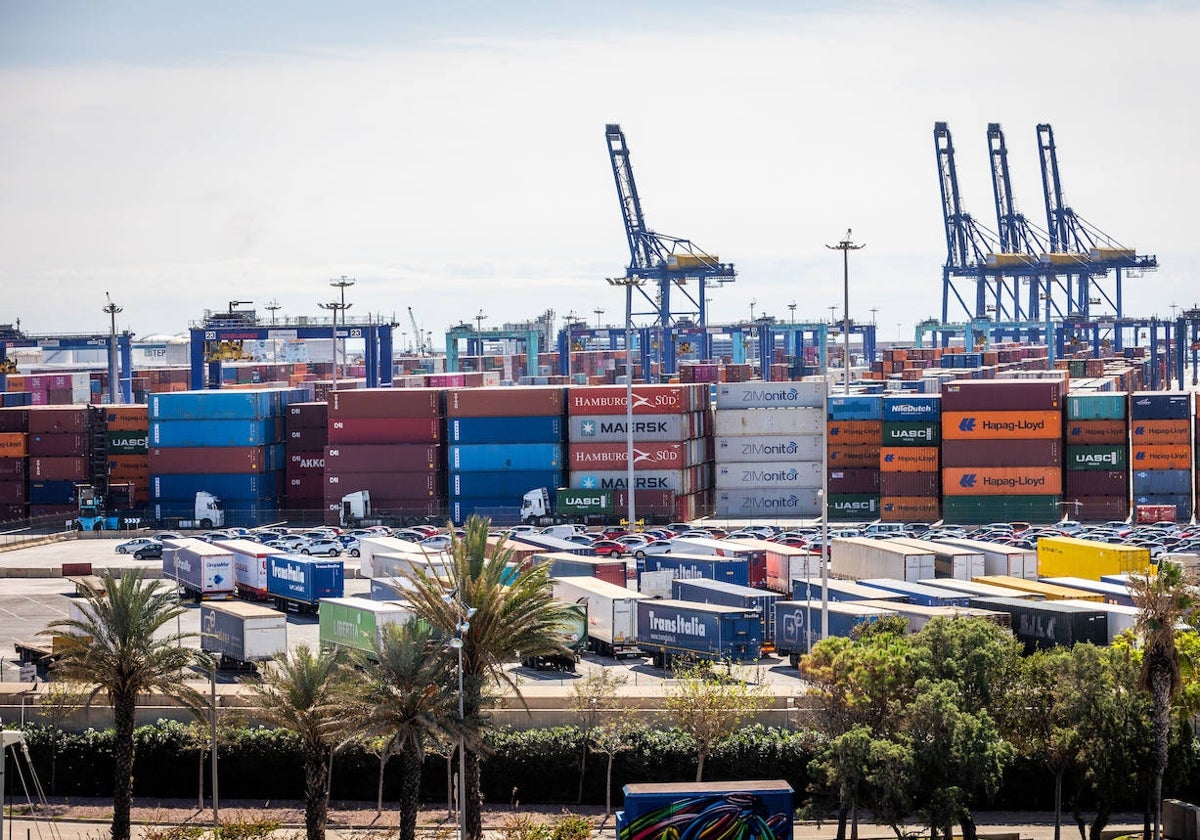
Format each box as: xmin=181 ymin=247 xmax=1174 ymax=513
xmin=973 ymin=574 xmax=1104 ymax=602
xmin=1037 ymin=536 xmax=1152 ymax=581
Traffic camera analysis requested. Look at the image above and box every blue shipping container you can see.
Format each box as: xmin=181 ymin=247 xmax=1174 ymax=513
xmin=28 ymin=480 xmax=77 ymax=505
xmin=882 ymin=395 xmax=941 ymax=422
xmin=150 ymin=388 xmax=303 ymax=421
xmin=448 ymin=416 xmax=565 ymax=444
xmin=643 ymin=554 xmax=752 ymax=588
xmin=449 ymin=443 xmax=563 ymax=472
xmin=449 ymin=470 xmax=562 ymax=499
xmin=859 ymin=578 xmax=973 ymax=608
xmin=636 ymin=599 xmax=762 ymax=664
xmin=151 ymin=418 xmax=282 ymax=448
xmin=1066 ymin=393 xmax=1126 ymax=421
xmin=152 ymin=472 xmax=281 ymax=502
xmin=774 ymin=600 xmax=894 ymax=657
xmin=266 ymin=555 xmax=345 ymax=607
xmin=449 ymin=499 xmax=521 ymax=525
xmin=791 ymin=578 xmax=905 ymax=603
xmin=2 ymin=391 xmax=32 ymax=407
xmin=1132 ymin=470 xmax=1191 ymax=495
xmin=1129 ymin=392 xmax=1192 ymax=421
xmin=672 ymin=578 xmax=781 ymax=645
xmin=617 ymin=781 xmax=794 ymax=840
xmin=827 ymin=395 xmax=883 ymax=421
xmin=1133 ymin=494 xmax=1192 ymax=520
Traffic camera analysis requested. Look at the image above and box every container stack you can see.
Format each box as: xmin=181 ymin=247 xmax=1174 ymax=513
xmin=1063 ymin=393 xmax=1128 ymax=522
xmin=567 ymin=384 xmax=712 ymax=522
xmin=150 ymin=388 xmax=301 ymax=527
xmin=879 ymin=394 xmax=941 ymax=522
xmin=105 ymin=405 xmax=150 ymax=509
xmin=284 ymin=402 xmax=329 ymax=515
xmin=0 ymin=407 xmax=28 ymax=521
xmin=940 ymin=379 xmax=1065 ymax=524
xmin=826 ymin=395 xmax=883 ymax=521
xmin=324 ymin=389 xmax=444 ymax=526
xmin=712 ymin=382 xmax=824 ymax=519
xmin=28 ymin=406 xmax=91 ymax=518
xmin=448 ymin=386 xmax=566 ymax=524
xmin=1129 ymin=392 xmax=1193 ymax=522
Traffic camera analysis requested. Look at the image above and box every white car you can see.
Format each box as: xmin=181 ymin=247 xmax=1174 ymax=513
xmin=114 ymin=537 xmax=159 ymax=554
xmin=300 ymin=538 xmax=342 ymax=557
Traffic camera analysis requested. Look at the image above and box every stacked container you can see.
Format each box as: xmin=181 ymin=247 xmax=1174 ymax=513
xmin=28 ymin=406 xmax=91 ymax=517
xmin=448 ymin=386 xmax=566 ymax=524
xmin=567 ymin=384 xmax=712 ymax=522
xmin=324 ymin=388 xmax=444 ymax=525
xmin=1063 ymin=393 xmax=1129 ymax=522
xmin=712 ymin=381 xmax=824 ymax=518
xmin=879 ymin=394 xmax=941 ymax=522
xmin=284 ymin=402 xmax=328 ymax=514
xmin=940 ymin=379 xmax=1065 ymax=524
xmin=826 ymin=395 xmax=883 ymax=521
xmin=105 ymin=405 xmax=150 ymax=509
xmin=0 ymin=407 xmax=28 ymax=521
xmin=1129 ymin=392 xmax=1193 ymax=522
xmin=150 ymin=388 xmax=300 ymax=527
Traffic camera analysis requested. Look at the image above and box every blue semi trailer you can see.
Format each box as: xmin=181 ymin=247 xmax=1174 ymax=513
xmin=636 ymin=599 xmax=762 ymax=668
xmin=266 ymin=554 xmax=344 ymax=613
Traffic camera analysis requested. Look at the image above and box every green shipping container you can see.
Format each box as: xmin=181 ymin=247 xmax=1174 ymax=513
xmin=1065 ymin=445 xmax=1127 ymax=471
xmin=318 ymin=598 xmax=412 ymax=657
xmin=828 ymin=494 xmax=880 ymax=521
xmin=107 ymin=431 xmax=149 ymax=454
xmin=1068 ymin=360 xmax=1087 ymax=378
xmin=941 ymin=494 xmax=1062 ymax=525
xmin=1066 ymin=393 xmax=1126 ymax=421
xmin=556 ymin=487 xmax=614 ymax=516
xmin=881 ymin=422 xmax=940 ymax=447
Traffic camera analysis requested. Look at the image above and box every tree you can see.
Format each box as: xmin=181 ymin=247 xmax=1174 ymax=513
xmin=570 ymin=669 xmax=640 ymax=815
xmin=44 ymin=569 xmax=201 ymax=840
xmin=1129 ymin=560 xmax=1199 ymax=840
xmin=244 ymin=645 xmax=344 ymax=840
xmin=662 ymin=660 xmax=771 ymax=782
xmin=336 ymin=619 xmax=459 ymax=840
xmin=401 ymin=515 xmax=578 ymax=840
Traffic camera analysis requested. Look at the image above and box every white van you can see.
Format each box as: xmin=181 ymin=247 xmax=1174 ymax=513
xmin=539 ymin=524 xmax=583 ymax=539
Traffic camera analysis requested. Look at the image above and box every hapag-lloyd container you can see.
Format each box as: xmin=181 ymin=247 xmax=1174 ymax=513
xmin=325 ymin=470 xmax=440 ymax=500
xmin=713 ymin=407 xmax=823 ymax=437
xmin=567 ymin=384 xmax=703 ymax=416
xmin=104 ymin=405 xmax=148 ymax=432
xmin=716 ymin=461 xmax=822 ymax=490
xmin=327 ymin=417 xmax=442 ymax=444
xmin=879 ymin=472 xmax=939 ymax=496
xmin=825 ymin=420 xmax=882 ymax=443
xmin=1130 ymin=420 xmax=1191 ymax=444
xmin=941 ymin=438 xmax=1062 ymax=468
xmin=827 ymin=445 xmax=881 ymax=468
xmin=569 ymin=440 xmax=706 ymax=471
xmin=1065 ymin=445 xmax=1126 ymax=471
xmin=330 ymin=388 xmax=441 ymax=419
xmin=1129 ymin=392 xmax=1191 ymax=421
xmin=882 ymin=395 xmax=941 ymax=422
xmin=828 ymin=469 xmax=882 ymax=494
xmin=880 ymin=496 xmax=941 ymax=521
xmin=446 ymin=386 xmax=565 ymax=417
xmin=714 ymin=488 xmax=821 ymax=517
xmin=880 ymin=447 xmax=939 ymax=471
xmin=450 ymin=443 xmax=563 ymax=471
xmin=942 ymin=466 xmax=1062 ymax=496
xmin=715 ymin=434 xmax=823 ymax=462
xmin=450 ymin=416 xmax=565 ymax=443
xmin=324 ymin=444 xmax=439 ymax=472
xmin=570 ymin=413 xmax=707 ymax=443
xmin=714 ymin=381 xmax=825 ymax=409
xmin=1065 ymin=470 xmax=1128 ymax=497
xmin=1065 ymin=420 xmax=1128 ymax=444
xmin=941 ymin=379 xmax=1064 ymax=412
xmin=942 ymin=411 xmax=1062 ymax=440
xmin=449 ymin=470 xmax=562 ymax=499
xmin=1131 ymin=445 xmax=1192 ymax=470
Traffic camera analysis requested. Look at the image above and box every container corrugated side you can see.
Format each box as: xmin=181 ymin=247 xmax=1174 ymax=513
xmin=713 ymin=407 xmax=824 ymax=437
xmin=1036 ymin=536 xmax=1152 ymax=580
xmin=715 ymin=381 xmax=825 ymax=410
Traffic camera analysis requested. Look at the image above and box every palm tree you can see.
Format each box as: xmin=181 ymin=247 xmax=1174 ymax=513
xmin=44 ymin=569 xmax=200 ymax=840
xmin=244 ymin=645 xmax=344 ymax=840
xmin=401 ymin=515 xmax=576 ymax=840
xmin=336 ymin=619 xmax=459 ymax=840
xmin=1129 ymin=559 xmax=1198 ymax=840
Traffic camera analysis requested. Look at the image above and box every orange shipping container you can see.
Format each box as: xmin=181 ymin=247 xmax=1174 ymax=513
xmin=942 ymin=411 xmax=1062 ymax=440
xmin=879 ymin=447 xmax=939 ymax=472
xmin=880 ymin=496 xmax=940 ymax=521
xmin=0 ymin=433 xmax=27 ymax=457
xmin=942 ymin=466 xmax=1063 ymax=496
xmin=104 ymin=405 xmax=149 ymax=432
xmin=1131 ymin=445 xmax=1193 ymax=471
xmin=1131 ymin=419 xmax=1191 ymax=446
xmin=827 ymin=445 xmax=881 ymax=468
xmin=1065 ymin=420 xmax=1127 ymax=445
xmin=826 ymin=421 xmax=882 ymax=445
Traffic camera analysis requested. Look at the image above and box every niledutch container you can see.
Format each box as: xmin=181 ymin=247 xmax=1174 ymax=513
xmin=715 ymin=435 xmax=824 ymax=462
xmin=715 ymin=381 xmax=825 ymax=409
xmin=882 ymin=395 xmax=941 ymax=422
xmin=448 ymin=416 xmax=564 ymax=443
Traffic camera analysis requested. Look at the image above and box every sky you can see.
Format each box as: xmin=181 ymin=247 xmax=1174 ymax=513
xmin=2 ymin=0 xmax=1198 ymax=348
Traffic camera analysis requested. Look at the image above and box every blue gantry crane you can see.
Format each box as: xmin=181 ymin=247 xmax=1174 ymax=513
xmin=605 ymin=124 xmax=735 ymax=372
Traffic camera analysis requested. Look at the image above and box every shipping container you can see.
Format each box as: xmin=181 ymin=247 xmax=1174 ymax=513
xmin=1066 ymin=393 xmax=1126 ymax=421
xmin=200 ymin=601 xmax=287 ymax=664
xmin=449 ymin=415 xmax=565 ymax=443
xmin=318 ymin=597 xmax=414 ymax=657
xmin=827 ymin=396 xmax=883 ymax=421
xmin=1131 ymin=445 xmax=1193 ymax=470
xmin=1129 ymin=392 xmax=1191 ymax=421
xmin=714 ymin=488 xmax=821 ymax=518
xmin=888 ymin=537 xmax=984 ymax=580
xmin=880 ymin=496 xmax=941 ymax=521
xmin=571 ymin=412 xmax=708 ymax=443
xmin=28 ymin=480 xmax=77 ymax=505
xmin=150 ymin=446 xmax=278 ymax=475
xmin=715 ymin=381 xmax=825 ymax=409
xmin=212 ymin=538 xmax=282 ymax=598
xmin=828 ymin=469 xmax=882 ymax=495
xmin=1065 ymin=470 xmax=1128 ymax=497
xmin=450 ymin=443 xmax=563 ymax=471
xmin=568 ymin=385 xmax=700 ymax=416
xmin=879 ymin=472 xmax=940 ymax=496
xmin=858 ymin=578 xmax=973 ymax=607
xmin=26 ymin=406 xmax=89 ymax=434
xmin=28 ymin=433 xmax=87 ymax=457
xmin=448 ymin=470 xmax=559 ymax=500
xmin=446 ymin=386 xmax=565 ymax=417
xmin=970 ymin=596 xmax=1108 ymax=650
xmin=1036 ymin=536 xmax=1152 ymax=580
xmin=715 ymin=461 xmax=822 ymax=490
xmin=935 ymin=538 xmax=1038 ymax=579
xmin=1042 ymin=577 xmax=1134 ymax=607
xmin=774 ymin=600 xmax=893 ymax=663
xmin=972 ymin=575 xmax=1103 ymax=601
xmin=151 ymin=419 xmax=281 ymax=448
xmin=1065 ymin=420 xmax=1128 ymax=445
xmin=150 ymin=389 xmax=297 ymax=421
xmin=153 ymin=473 xmax=280 ymax=502
xmin=828 ymin=494 xmax=881 ymax=520
xmin=324 ymin=444 xmax=440 ymax=472
xmin=713 ymin=408 xmax=824 ymax=437
xmin=1131 ymin=469 xmax=1191 ymax=495
xmin=550 ymin=576 xmax=648 ymax=657
xmin=1072 ymin=496 xmax=1130 ymax=521
xmin=636 ymin=599 xmax=762 ymax=666
xmin=1065 ymin=445 xmax=1127 ymax=471
xmin=540 ymin=552 xmax=627 ymax=588
xmin=714 ymin=434 xmax=823 ymax=462
xmin=106 ymin=431 xmax=150 ymax=454
xmin=825 ymin=420 xmax=882 ymax=444
xmin=941 ymin=466 xmax=1062 ymax=496
xmin=941 ymin=379 xmax=1064 ymax=412
xmin=0 ymin=433 xmax=27 ymax=457
xmin=880 ymin=422 xmax=940 ymax=447
xmin=918 ymin=577 xmax=1044 ymax=600
xmin=567 ymin=468 xmax=702 ymax=494
xmin=327 ymin=417 xmax=442 ymax=444
xmin=882 ymin=395 xmax=942 ymax=422
xmin=325 ymin=470 xmax=440 ymax=503
xmin=29 ymin=457 xmax=87 ymax=482
xmin=941 ymin=411 xmax=1062 ymax=441
xmin=266 ymin=554 xmax=345 ymax=612
xmin=162 ymin=538 xmax=235 ymax=600
xmin=330 ymin=388 xmax=441 ymax=419
xmin=941 ymin=438 xmax=1062 ymax=468
xmin=827 ymin=446 xmax=882 ymax=468
xmin=829 ymin=537 xmax=935 ymax=582
xmin=1130 ymin=419 xmax=1191 ymax=444
xmin=570 ymin=441 xmax=703 ymax=471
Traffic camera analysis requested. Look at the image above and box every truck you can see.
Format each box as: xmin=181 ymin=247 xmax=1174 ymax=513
xmin=318 ymin=597 xmax=414 ymax=658
xmin=791 ymin=578 xmax=906 ymax=603
xmin=672 ymin=578 xmax=781 ymax=649
xmin=636 ymin=599 xmax=762 ymax=668
xmin=358 ymin=536 xmax=452 ymax=579
xmin=642 ymin=553 xmax=755 ymax=592
xmin=669 ymin=536 xmax=767 ymax=588
xmin=200 ymin=601 xmax=287 ymax=669
xmin=266 ymin=554 xmax=345 ymax=613
xmin=550 ymin=576 xmax=648 ymax=658
xmin=510 ymin=532 xmax=595 ymax=557
xmin=213 ymin=538 xmax=283 ymax=600
xmin=520 ymin=601 xmax=588 ymax=671
xmin=338 ymin=490 xmax=371 ymax=527
xmin=162 ymin=538 xmax=235 ymax=601
xmin=970 ymin=596 xmax=1109 ymax=651
xmin=932 ymin=537 xmax=1037 ymax=579
xmin=829 ymin=537 xmax=935 ymax=582
xmin=73 ymin=485 xmax=121 ymax=531
xmin=774 ymin=600 xmax=894 ymax=666
xmin=521 ymin=487 xmax=601 ymax=525
xmin=178 ymin=491 xmax=225 ymax=529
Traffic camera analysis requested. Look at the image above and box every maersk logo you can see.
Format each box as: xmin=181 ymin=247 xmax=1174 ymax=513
xmin=579 ymin=420 xmax=597 ymax=437
xmin=579 ymin=475 xmax=599 ymax=489
xmin=959 ymin=474 xmax=977 ymax=488
xmin=647 ymin=610 xmax=707 ymax=638
xmin=958 ymin=417 xmax=976 ymax=432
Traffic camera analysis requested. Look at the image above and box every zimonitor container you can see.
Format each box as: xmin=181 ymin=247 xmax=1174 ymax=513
xmin=1066 ymin=393 xmax=1127 ymax=421
xmin=941 ymin=438 xmax=1062 ymax=468
xmin=1065 ymin=420 xmax=1128 ymax=445
xmin=879 ymin=472 xmax=939 ymax=497
xmin=200 ymin=602 xmax=287 ymax=663
xmin=1129 ymin=392 xmax=1191 ymax=421
xmin=450 ymin=443 xmax=563 ymax=472
xmin=941 ymin=379 xmax=1064 ymax=412
xmin=879 ymin=447 xmax=939 ymax=472
xmin=1130 ymin=419 xmax=1191 ymax=444
xmin=880 ymin=422 xmax=940 ymax=447
xmin=550 ymin=576 xmax=648 ymax=657
xmin=27 ymin=433 xmax=87 ymax=457
xmin=829 ymin=537 xmax=935 ymax=582
xmin=1037 ymin=536 xmax=1152 ymax=580
xmin=330 ymin=388 xmax=441 ymax=419
xmin=1131 ymin=445 xmax=1192 ymax=470
xmin=448 ymin=469 xmax=561 ymax=499
xmin=567 ymin=385 xmax=701 ymax=416
xmin=151 ymin=419 xmax=281 ymax=448
xmin=825 ymin=420 xmax=882 ymax=444
xmin=569 ymin=441 xmax=703 ymax=471
xmin=941 ymin=466 xmax=1062 ymax=496
xmin=941 ymin=411 xmax=1062 ymax=440
xmin=882 ymin=395 xmax=941 ymax=422
xmin=318 ymin=598 xmax=414 ymax=657
xmin=446 ymin=386 xmax=565 ymax=418
xmin=635 ymin=599 xmax=762 ymax=665
xmin=714 ymin=434 xmax=823 ymax=462
xmin=970 ymin=596 xmax=1108 ymax=650
xmin=1064 ymin=445 xmax=1127 ymax=471
xmin=450 ymin=415 xmax=565 ymax=443
xmin=714 ymin=488 xmax=821 ymax=518
xmin=774 ymin=600 xmax=894 ymax=663
xmin=1132 ymin=469 xmax=1191 ymax=495
xmin=327 ymin=417 xmax=441 ymax=444
xmin=324 ymin=444 xmax=440 ymax=472
xmin=672 ymin=578 xmax=781 ymax=646
xmin=715 ymin=381 xmax=825 ymax=410
xmin=150 ymin=446 xmax=276 ymax=474
xmin=715 ymin=461 xmax=822 ymax=490
xmin=1065 ymin=470 xmax=1127 ymax=497
xmin=890 ymin=537 xmax=985 ymax=580
xmin=713 ymin=407 xmax=823 ymax=437
xmin=570 ymin=412 xmax=706 ymax=443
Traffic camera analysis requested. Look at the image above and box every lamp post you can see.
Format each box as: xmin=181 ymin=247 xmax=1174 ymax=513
xmin=594 ymin=308 xmax=605 ymax=328
xmin=329 ymin=276 xmax=355 ymax=382
xmin=826 ymin=229 xmax=864 ymax=395
xmin=788 ymin=302 xmax=796 ymax=326
xmin=607 ymin=276 xmax=646 ymax=530
xmin=318 ymin=298 xmax=352 ymax=394
xmin=444 ymin=592 xmax=477 ymax=840
xmin=102 ymin=292 xmax=123 ymax=405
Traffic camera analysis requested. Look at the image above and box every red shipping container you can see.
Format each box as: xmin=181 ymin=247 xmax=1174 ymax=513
xmin=330 ymin=388 xmax=442 ymax=420
xmin=1065 ymin=420 xmax=1127 ymax=445
xmin=942 ymin=466 xmax=1062 ymax=496
xmin=26 ymin=406 xmax=89 ymax=434
xmin=286 ymin=452 xmax=326 ymax=479
xmin=567 ymin=385 xmax=699 ymax=416
xmin=879 ymin=472 xmax=940 ymax=497
xmin=1065 ymin=470 xmax=1127 ymax=498
xmin=880 ymin=496 xmax=941 ymax=522
xmin=285 ymin=427 xmax=329 ymax=449
xmin=941 ymin=438 xmax=1062 ymax=468
xmin=28 ymin=433 xmax=87 ymax=457
xmin=324 ymin=470 xmax=440 ymax=501
xmin=610 ymin=489 xmax=678 ymax=518
xmin=568 ymin=441 xmax=694 ymax=471
xmin=327 ymin=417 xmax=442 ymax=444
xmin=1136 ymin=504 xmax=1176 ymax=524
xmin=150 ymin=446 xmax=274 ymax=474
xmin=0 ymin=408 xmax=29 ymax=433
xmin=325 ymin=443 xmax=441 ymax=472
xmin=446 ymin=386 xmax=565 ymax=418
xmin=30 ymin=457 xmax=88 ymax=481
xmin=1071 ymin=496 xmax=1129 ymax=521
xmin=104 ymin=405 xmax=149 ymax=432
xmin=0 ymin=503 xmax=26 ymax=521
xmin=940 ymin=379 xmax=1064 ymax=412
xmin=286 ymin=402 xmax=329 ymax=431
xmin=286 ymin=474 xmax=326 ymax=499
xmin=0 ymin=457 xmax=26 ymax=478
xmin=0 ymin=481 xmax=26 ymax=504
xmin=828 ymin=469 xmax=882 ymax=494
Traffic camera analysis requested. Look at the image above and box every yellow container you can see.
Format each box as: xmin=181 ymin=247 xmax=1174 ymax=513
xmin=1036 ymin=536 xmax=1152 ymax=581
xmin=972 ymin=574 xmax=1104 ymax=602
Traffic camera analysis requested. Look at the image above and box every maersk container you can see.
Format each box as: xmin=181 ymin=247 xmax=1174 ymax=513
xmin=448 ymin=416 xmax=565 ymax=444
xmin=266 ymin=554 xmax=344 ymax=612
xmin=213 ymin=538 xmax=282 ymax=597
xmin=715 ymin=461 xmax=822 ymax=490
xmin=636 ymin=599 xmax=762 ymax=666
xmin=540 ymin=552 xmax=627 ymax=588
xmin=568 ymin=469 xmax=699 ymax=493
xmin=153 ymin=473 xmax=278 ymax=502
xmin=774 ymin=600 xmax=894 ymax=664
xmin=859 ymin=578 xmax=972 ymax=608
xmin=1131 ymin=469 xmax=1191 ymax=495
xmin=643 ymin=554 xmax=753 ymax=588
xmin=713 ymin=407 xmax=823 ymax=437
xmin=1036 ymin=536 xmax=1152 ymax=580
xmin=715 ymin=381 xmax=825 ymax=409
xmin=163 ymin=538 xmax=235 ymax=599
xmin=714 ymin=489 xmax=821 ymax=518
xmin=568 ymin=413 xmax=701 ymax=443
xmin=1129 ymin=392 xmax=1191 ymax=421
xmin=668 ymin=537 xmax=766 ymax=586
xmin=150 ymin=389 xmax=297 ymax=421
xmin=934 ymin=538 xmax=1038 ymax=579
xmin=714 ymin=434 xmax=823 ymax=462
xmin=889 ymin=537 xmax=984 ymax=580
xmin=1042 ymin=577 xmax=1134 ymax=607
xmin=882 ymin=395 xmax=941 ymax=422
xmin=617 ymin=780 xmax=794 ymax=840
xmin=791 ymin=578 xmax=905 ymax=603
xmin=1066 ymin=393 xmax=1126 ymax=421
xmin=511 ymin=532 xmax=595 ymax=556
xmin=200 ymin=601 xmax=287 ymax=664
xmin=318 ymin=597 xmax=414 ymax=657
xmin=551 ymin=576 xmax=648 ymax=657
xmin=150 ymin=418 xmax=281 ymax=448
xmin=449 ymin=470 xmax=563 ymax=499
xmin=971 ymin=596 xmax=1108 ymax=650
xmin=829 ymin=537 xmax=935 ymax=582
xmin=449 ymin=443 xmax=563 ymax=472
xmin=672 ymin=578 xmax=781 ymax=645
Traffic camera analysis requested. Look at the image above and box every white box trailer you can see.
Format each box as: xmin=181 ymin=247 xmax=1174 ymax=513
xmin=935 ymin=537 xmax=1038 ymax=579
xmin=889 ymin=537 xmax=984 ymax=580
xmin=201 ymin=601 xmax=287 ymax=666
xmin=359 ymin=536 xmax=452 ymax=578
xmin=829 ymin=537 xmax=935 ymax=582
xmin=213 ymin=538 xmax=283 ymax=598
xmin=724 ymin=538 xmax=819 ymax=596
xmin=551 ymin=576 xmax=648 ymax=658
xmin=162 ymin=538 xmax=235 ymax=600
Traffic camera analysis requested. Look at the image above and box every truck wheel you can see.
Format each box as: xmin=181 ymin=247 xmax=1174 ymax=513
xmin=200 ymin=518 xmax=213 ymax=529
xmin=789 ymin=653 xmax=801 ymax=668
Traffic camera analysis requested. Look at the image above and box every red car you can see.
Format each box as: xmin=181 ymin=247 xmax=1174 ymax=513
xmin=590 ymin=539 xmax=626 ymax=558
xmin=599 ymin=526 xmax=628 ymax=541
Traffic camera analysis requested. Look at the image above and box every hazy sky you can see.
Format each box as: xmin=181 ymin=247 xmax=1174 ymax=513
xmin=2 ymin=1 xmax=1197 ymax=347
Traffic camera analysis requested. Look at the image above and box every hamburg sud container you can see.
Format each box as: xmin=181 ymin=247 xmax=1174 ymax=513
xmin=447 ymin=386 xmax=565 ymax=524
xmin=880 ymin=394 xmax=941 ymax=522
xmin=1128 ymin=392 xmax=1193 ymax=522
xmin=324 ymin=388 xmax=444 ymax=525
xmin=1063 ymin=392 xmax=1129 ymax=521
xmin=284 ymin=402 xmax=328 ymax=513
xmin=827 ymin=395 xmax=882 ymax=520
xmin=568 ymin=384 xmax=713 ymax=523
xmin=150 ymin=389 xmax=304 ymax=527
xmin=940 ymin=379 xmax=1064 ymax=525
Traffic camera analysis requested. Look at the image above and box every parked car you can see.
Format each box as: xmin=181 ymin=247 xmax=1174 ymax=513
xmin=563 ymin=533 xmax=597 ymax=546
xmin=300 ymin=538 xmax=342 ymax=557
xmin=153 ymin=531 xmax=184 ymax=541
xmin=267 ymin=534 xmax=309 ymax=550
xmin=590 ymin=540 xmax=626 ymax=558
xmin=419 ymin=535 xmax=452 ymax=551
xmin=114 ymin=537 xmax=158 ymax=554
xmin=133 ymin=543 xmax=164 ymax=561
xmin=630 ymin=539 xmax=673 ymax=560
xmin=342 ymin=539 xmax=362 ymax=558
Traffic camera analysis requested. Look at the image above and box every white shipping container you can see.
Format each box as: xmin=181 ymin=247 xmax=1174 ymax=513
xmin=201 ymin=601 xmax=288 ymax=662
xmin=714 ymin=489 xmax=822 ymax=518
xmin=714 ymin=407 xmax=825 ymax=437
xmin=715 ymin=434 xmax=824 ymax=463
xmin=830 ymin=537 xmax=936 ymax=582
xmin=715 ymin=381 xmax=826 ymax=410
xmin=715 ymin=461 xmax=822 ymax=490
xmin=550 ymin=576 xmax=648 ymax=656
xmin=935 ymin=538 xmax=1038 ymax=580
xmin=359 ymin=536 xmax=446 ymax=578
xmin=890 ymin=538 xmax=985 ymax=581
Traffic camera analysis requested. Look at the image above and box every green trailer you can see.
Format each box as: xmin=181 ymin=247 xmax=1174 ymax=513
xmin=318 ymin=597 xmax=414 ymax=657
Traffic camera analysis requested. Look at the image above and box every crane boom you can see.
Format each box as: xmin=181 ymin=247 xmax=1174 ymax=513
xmin=407 ymin=306 xmax=423 ymax=355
